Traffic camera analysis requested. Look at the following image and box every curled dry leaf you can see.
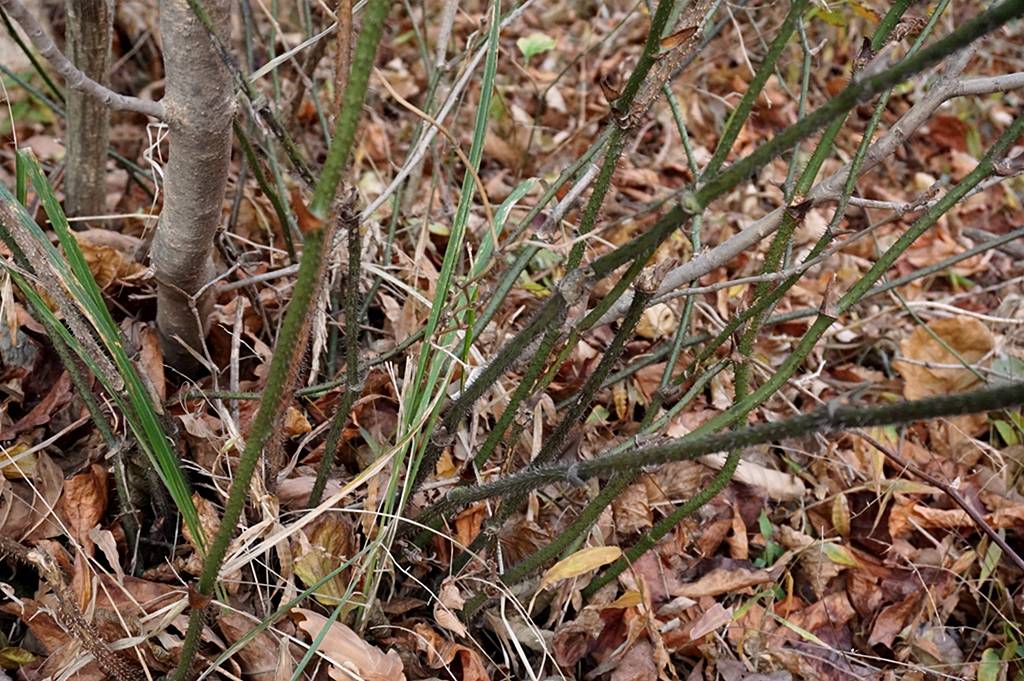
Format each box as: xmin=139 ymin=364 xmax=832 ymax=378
xmin=183 ymin=493 xmax=221 ymax=555
xmin=0 ymin=371 xmax=73 ymax=441
xmin=0 ymin=442 xmax=35 ymax=479
xmin=219 ymin=611 xmax=291 ymax=681
xmin=540 ymin=546 xmax=622 ymax=591
xmin=868 ymin=591 xmax=921 ymax=648
xmin=0 ymin=450 xmax=64 ymax=540
xmin=895 ymin=316 xmax=993 ymax=399
xmin=293 ymin=517 xmax=353 ymax=605
xmin=137 ymin=324 xmax=165 ymax=402
xmin=699 ymin=453 xmax=805 ymax=501
xmin=610 ymin=639 xmax=658 ymax=681
xmin=295 ymin=609 xmax=405 ymax=681
xmin=74 ymin=232 xmax=147 ymax=290
xmin=671 ymin=566 xmax=771 ymax=599
xmin=434 ymin=579 xmax=468 ymax=637
xmin=612 ymin=482 xmax=652 ymax=535
xmin=412 ymin=622 xmax=490 ymax=681
xmin=60 ymin=464 xmax=108 ymax=548
xmin=777 ymin=526 xmax=846 ymax=598
xmin=635 ymin=303 xmax=675 ymax=340
xmin=283 ymin=406 xmax=312 ymax=437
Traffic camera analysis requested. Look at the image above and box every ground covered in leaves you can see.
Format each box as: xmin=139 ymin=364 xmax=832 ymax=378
xmin=2 ymin=0 xmax=1024 ymax=680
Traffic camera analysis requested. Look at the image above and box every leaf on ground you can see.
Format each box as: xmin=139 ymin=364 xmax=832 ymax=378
xmin=0 ymin=443 xmax=35 ymax=479
xmin=293 ymin=517 xmax=353 ymax=605
xmin=434 ymin=579 xmax=468 ymax=638
xmin=60 ymin=463 xmax=108 ymax=548
xmin=295 ymin=609 xmax=405 ymax=681
xmin=868 ymin=591 xmax=921 ymax=647
xmin=895 ymin=316 xmax=993 ymax=399
xmin=412 ymin=622 xmax=490 ymax=681
xmin=219 ymin=611 xmax=291 ymax=681
xmin=671 ymin=566 xmax=772 ymax=599
xmin=540 ymin=546 xmax=622 ymax=590
xmin=0 ymin=371 xmax=73 ymax=441
xmin=700 ymin=453 xmax=806 ymax=501
xmin=183 ymin=493 xmax=221 ymax=556
xmin=612 ymin=482 xmax=652 ymax=535
xmin=609 ymin=639 xmax=658 ymax=681
xmin=0 ymin=450 xmax=63 ymax=540
xmin=74 ymin=232 xmax=146 ymax=289
xmin=137 ymin=323 xmax=166 ymax=402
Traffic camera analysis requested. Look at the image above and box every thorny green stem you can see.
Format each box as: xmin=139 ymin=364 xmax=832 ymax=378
xmin=585 ymin=109 xmax=1024 ymax=593
xmin=733 ymin=203 xmax=808 ymax=399
xmin=872 ymin=0 xmax=918 ymax=52
xmin=696 ymin=0 xmax=806 ymax=395
xmin=473 ymin=326 xmax=564 ymax=470
xmin=566 ymin=0 xmax=679 ymax=270
xmin=171 ymin=229 xmax=327 ymax=681
xmin=311 ymin=0 xmax=391 ymax=216
xmin=693 ymin=0 xmax=1024 ymax=207
xmin=409 ymin=0 xmax=1020 ymax=578
xmin=450 ymin=285 xmax=656 ymax=575
xmin=441 ymin=381 xmax=1024 ymax=519
xmin=485 ymin=362 xmax=725 ymax=601
xmin=309 ymin=195 xmax=363 ymax=507
xmin=411 ymin=285 xmax=574 ymax=492
xmin=508 ymin=128 xmax=612 ymax=242
xmin=699 ymin=0 xmax=809 ymax=181
xmin=688 ymin=0 xmax=943 ymax=380
xmin=233 ymin=119 xmax=297 ymax=262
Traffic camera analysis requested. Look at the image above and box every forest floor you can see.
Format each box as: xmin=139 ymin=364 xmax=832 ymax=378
xmin=1 ymin=0 xmax=1024 ymax=680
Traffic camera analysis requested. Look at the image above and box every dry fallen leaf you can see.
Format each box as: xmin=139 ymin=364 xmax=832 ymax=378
xmin=1 ymin=450 xmax=64 ymax=540
xmin=412 ymin=622 xmax=490 ymax=681
xmin=295 ymin=609 xmax=405 ymax=681
xmin=610 ymin=639 xmax=659 ymax=681
xmin=283 ymin=406 xmax=312 ymax=437
xmin=74 ymin=233 xmax=146 ymax=290
xmin=137 ymin=324 xmax=166 ymax=402
xmin=0 ymin=371 xmax=73 ymax=441
xmin=895 ymin=316 xmax=993 ymax=399
xmin=671 ymin=566 xmax=772 ymax=599
xmin=219 ymin=611 xmax=291 ymax=681
xmin=540 ymin=546 xmax=622 ymax=590
xmin=293 ymin=517 xmax=353 ymax=605
xmin=434 ymin=579 xmax=468 ymax=638
xmin=60 ymin=463 xmax=108 ymax=548
xmin=612 ymin=482 xmax=653 ymax=535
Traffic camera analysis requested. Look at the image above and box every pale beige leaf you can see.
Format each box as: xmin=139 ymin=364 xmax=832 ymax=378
xmin=434 ymin=606 xmax=468 ymax=638
xmin=895 ymin=316 xmax=993 ymax=400
xmin=540 ymin=546 xmax=622 ymax=590
xmin=670 ymin=566 xmax=771 ymax=599
xmin=295 ymin=609 xmax=405 ymax=681
xmin=700 ymin=453 xmax=805 ymax=500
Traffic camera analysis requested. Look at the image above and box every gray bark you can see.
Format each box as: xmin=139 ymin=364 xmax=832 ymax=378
xmin=63 ymin=0 xmax=112 ymax=218
xmin=152 ymin=0 xmax=233 ymax=369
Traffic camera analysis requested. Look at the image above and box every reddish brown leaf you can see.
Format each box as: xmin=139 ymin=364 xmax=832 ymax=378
xmin=60 ymin=463 xmax=108 ymax=547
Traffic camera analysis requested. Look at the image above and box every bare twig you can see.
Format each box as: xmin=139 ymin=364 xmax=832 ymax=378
xmin=853 ymin=430 xmax=1024 ymax=574
xmin=598 ymin=43 xmax=1024 ymax=325
xmin=0 ymin=538 xmax=145 ymax=681
xmin=0 ymin=0 xmax=164 ymax=119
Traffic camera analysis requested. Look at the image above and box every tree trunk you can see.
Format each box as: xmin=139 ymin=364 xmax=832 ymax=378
xmin=63 ymin=0 xmax=112 ymax=219
xmin=152 ymin=0 xmax=233 ymax=370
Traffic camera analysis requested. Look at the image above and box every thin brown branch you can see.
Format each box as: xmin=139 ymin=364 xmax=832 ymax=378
xmin=0 ymin=0 xmax=164 ymax=119
xmin=852 ymin=430 xmax=1024 ymax=574
xmin=0 ymin=538 xmax=145 ymax=681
